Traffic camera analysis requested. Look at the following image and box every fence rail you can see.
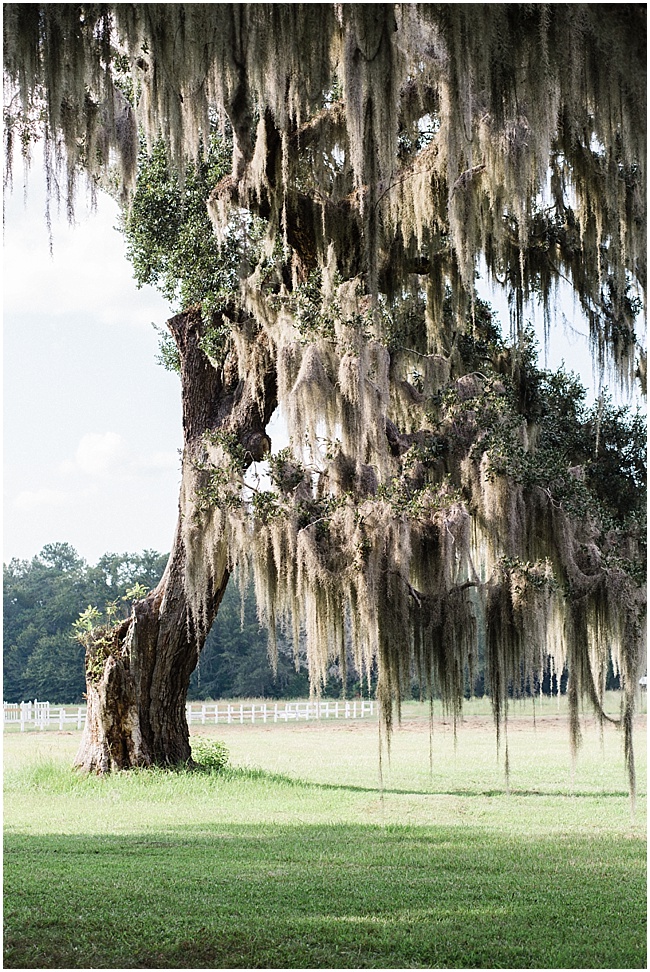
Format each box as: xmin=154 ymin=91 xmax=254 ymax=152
xmin=186 ymin=699 xmax=374 ymax=725
xmin=4 ymin=698 xmax=375 ymax=732
xmin=3 ymin=701 xmax=86 ymax=731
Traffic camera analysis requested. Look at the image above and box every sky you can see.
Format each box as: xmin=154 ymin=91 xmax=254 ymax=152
xmin=3 ymin=153 xmax=640 ymax=568
xmin=4 ymin=162 xmax=182 ymax=565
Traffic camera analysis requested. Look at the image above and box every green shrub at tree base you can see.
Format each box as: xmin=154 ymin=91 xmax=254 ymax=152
xmin=189 ymin=736 xmax=229 ymax=771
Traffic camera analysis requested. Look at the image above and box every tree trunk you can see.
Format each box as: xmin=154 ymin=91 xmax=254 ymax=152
xmin=74 ymin=307 xmax=276 ymax=772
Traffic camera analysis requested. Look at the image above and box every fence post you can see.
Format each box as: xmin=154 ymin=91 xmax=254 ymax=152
xmin=263 ymin=703 xmax=267 ymax=724
xmin=239 ymin=704 xmax=244 ymax=724
xmin=35 ymin=700 xmax=49 ymax=730
xmin=274 ymin=703 xmax=278 ymax=723
xmin=215 ymin=704 xmax=219 ymax=725
xmin=251 ymin=704 xmax=255 ymax=724
xmin=59 ymin=707 xmax=65 ymax=730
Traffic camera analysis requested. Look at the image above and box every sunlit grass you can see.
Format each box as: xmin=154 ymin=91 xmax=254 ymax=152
xmin=3 ymin=698 xmax=646 ymax=968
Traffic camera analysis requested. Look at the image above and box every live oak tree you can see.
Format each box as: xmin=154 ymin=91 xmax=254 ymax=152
xmin=4 ymin=4 xmax=646 ymax=789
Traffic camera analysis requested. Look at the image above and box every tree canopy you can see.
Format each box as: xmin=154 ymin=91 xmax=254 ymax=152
xmin=4 ymin=4 xmax=646 ymax=785
xmin=5 ymin=5 xmax=645 ymax=366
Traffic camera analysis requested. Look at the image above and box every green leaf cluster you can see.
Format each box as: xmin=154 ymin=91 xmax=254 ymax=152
xmin=483 ymin=368 xmax=646 ymax=530
xmin=123 ymin=134 xmax=235 ymax=313
xmin=277 ymin=268 xmax=372 ymax=343
xmin=376 ymin=476 xmax=462 ymax=520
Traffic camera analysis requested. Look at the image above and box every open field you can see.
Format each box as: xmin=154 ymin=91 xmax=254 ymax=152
xmin=4 ymin=697 xmax=647 ymax=969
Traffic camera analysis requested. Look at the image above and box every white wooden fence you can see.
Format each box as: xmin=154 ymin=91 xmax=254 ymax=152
xmin=186 ymin=699 xmax=374 ymax=725
xmin=3 ymin=700 xmax=86 ymax=731
xmin=4 ymin=698 xmax=375 ymax=731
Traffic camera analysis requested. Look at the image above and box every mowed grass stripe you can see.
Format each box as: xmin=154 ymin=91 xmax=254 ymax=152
xmin=4 ymin=824 xmax=645 ymax=969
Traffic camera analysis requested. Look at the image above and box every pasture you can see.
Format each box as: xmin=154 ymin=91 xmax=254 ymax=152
xmin=3 ymin=696 xmax=647 ymax=969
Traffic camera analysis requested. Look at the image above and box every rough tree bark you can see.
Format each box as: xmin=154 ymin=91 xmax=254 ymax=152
xmin=74 ymin=307 xmax=277 ymax=772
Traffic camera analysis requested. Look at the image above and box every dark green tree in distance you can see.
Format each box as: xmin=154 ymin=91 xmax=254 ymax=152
xmin=4 ymin=544 xmax=86 ymax=703
xmin=189 ymin=580 xmax=311 ymax=701
xmin=4 ymin=543 xmax=315 ymax=705
xmin=192 ymin=579 xmax=372 ymax=701
xmin=3 ymin=542 xmax=340 ymax=704
xmin=4 ymin=5 xmax=645 ymax=792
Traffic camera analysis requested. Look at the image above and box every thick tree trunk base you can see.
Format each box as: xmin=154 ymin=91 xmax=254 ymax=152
xmin=73 ymin=580 xmax=197 ymax=773
xmin=74 ymin=654 xmax=151 ymax=773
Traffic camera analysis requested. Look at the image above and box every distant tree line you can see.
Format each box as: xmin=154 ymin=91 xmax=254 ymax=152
xmin=4 ymin=544 xmax=167 ymax=703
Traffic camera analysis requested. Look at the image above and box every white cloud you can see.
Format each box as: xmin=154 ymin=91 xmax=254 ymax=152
xmin=58 ymin=434 xmax=180 ymax=482
xmin=74 ymin=432 xmax=125 ymax=476
xmin=3 ymin=150 xmax=183 ymax=564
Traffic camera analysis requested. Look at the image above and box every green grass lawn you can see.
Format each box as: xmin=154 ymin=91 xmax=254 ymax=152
xmin=3 ymin=697 xmax=647 ymax=969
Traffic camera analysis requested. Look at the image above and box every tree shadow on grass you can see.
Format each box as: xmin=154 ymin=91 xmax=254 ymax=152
xmin=220 ymin=764 xmax=631 ymax=799
xmin=4 ymin=823 xmax=646 ymax=969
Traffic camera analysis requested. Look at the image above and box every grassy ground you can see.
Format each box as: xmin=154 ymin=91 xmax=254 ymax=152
xmin=3 ymin=696 xmax=647 ymax=969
